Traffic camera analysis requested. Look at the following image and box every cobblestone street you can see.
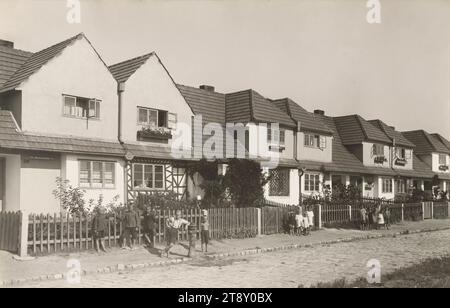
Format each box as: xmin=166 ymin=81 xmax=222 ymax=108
xmin=12 ymin=229 xmax=450 ymax=288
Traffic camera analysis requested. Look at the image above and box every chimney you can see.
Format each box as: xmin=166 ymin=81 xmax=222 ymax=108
xmin=314 ymin=109 xmax=325 ymax=116
xmin=199 ymin=85 xmax=215 ymax=92
xmin=0 ymin=39 xmax=14 ymax=48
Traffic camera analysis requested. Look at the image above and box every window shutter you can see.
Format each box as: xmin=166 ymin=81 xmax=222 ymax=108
xmin=168 ymin=113 xmax=177 ymax=129
xmin=319 ymin=136 xmax=326 ymax=149
xmin=406 ymin=150 xmax=411 ymax=159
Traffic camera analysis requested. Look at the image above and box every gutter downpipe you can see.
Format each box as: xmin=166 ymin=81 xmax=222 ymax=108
xmin=118 ymin=82 xmax=126 ymax=145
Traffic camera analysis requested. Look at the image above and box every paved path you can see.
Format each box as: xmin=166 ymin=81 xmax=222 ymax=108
xmin=10 ymin=228 xmax=450 ymax=288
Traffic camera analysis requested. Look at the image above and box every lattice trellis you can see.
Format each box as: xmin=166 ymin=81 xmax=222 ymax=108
xmin=269 ymin=168 xmax=290 ymax=196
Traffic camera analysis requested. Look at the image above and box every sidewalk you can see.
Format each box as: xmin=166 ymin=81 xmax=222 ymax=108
xmin=1 ymin=219 xmax=450 ymax=286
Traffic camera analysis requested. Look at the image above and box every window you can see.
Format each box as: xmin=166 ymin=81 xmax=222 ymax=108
xmin=137 ymin=107 xmax=170 ymax=128
xmin=267 ymin=127 xmax=285 ymax=145
xmin=304 ymin=173 xmax=320 ymax=192
xmin=382 ymin=178 xmax=393 ymax=193
xmin=304 ymin=134 xmax=315 ymax=147
xmin=396 ymin=147 xmax=406 ymax=159
xmin=269 ymin=168 xmax=290 ymax=196
xmin=397 ymin=179 xmax=406 ymax=194
xmin=304 ymin=134 xmax=326 ymax=149
xmin=133 ymin=164 xmax=165 ymax=190
xmin=372 ymin=144 xmax=384 ymax=156
xmin=439 ymin=154 xmax=447 ymax=165
xmin=79 ymin=161 xmax=115 ymax=188
xmin=63 ymin=95 xmax=100 ymax=119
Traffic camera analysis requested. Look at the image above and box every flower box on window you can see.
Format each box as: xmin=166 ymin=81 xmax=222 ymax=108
xmin=137 ymin=126 xmax=172 ymax=140
xmin=374 ymin=155 xmax=387 ymax=164
xmin=439 ymin=165 xmax=449 ymax=171
xmin=394 ymin=157 xmax=407 ymax=166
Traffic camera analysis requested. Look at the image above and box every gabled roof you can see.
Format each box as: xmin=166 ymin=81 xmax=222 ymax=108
xmin=314 ymin=114 xmax=371 ymax=174
xmin=224 ymin=89 xmax=295 ymax=128
xmin=0 ymin=45 xmax=33 ymax=88
xmin=272 ymin=98 xmax=333 ymax=135
xmin=0 ymin=110 xmax=124 ymax=156
xmin=108 ymin=53 xmax=154 ymax=83
xmin=368 ymin=119 xmax=415 ymax=148
xmin=402 ymin=130 xmax=450 ymax=155
xmin=431 ymin=133 xmax=450 ymax=151
xmin=0 ymin=33 xmax=90 ymax=93
xmin=176 ymin=84 xmax=225 ymax=125
xmin=333 ymin=115 xmax=392 ymax=145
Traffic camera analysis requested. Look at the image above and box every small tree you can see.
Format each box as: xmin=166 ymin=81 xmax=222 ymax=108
xmin=53 ymin=177 xmax=87 ymax=214
xmin=53 ymin=177 xmax=122 ymax=215
xmin=223 ymin=159 xmax=270 ymax=208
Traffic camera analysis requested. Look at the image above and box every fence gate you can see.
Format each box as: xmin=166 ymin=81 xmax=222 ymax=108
xmin=0 ymin=211 xmax=21 ymax=253
xmin=423 ymin=202 xmax=433 ymax=219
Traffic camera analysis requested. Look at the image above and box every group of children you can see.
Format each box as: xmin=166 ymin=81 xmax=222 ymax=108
xmin=359 ymin=204 xmax=391 ymax=230
xmin=91 ymin=201 xmax=210 ymax=257
xmin=287 ymin=206 xmax=315 ymax=236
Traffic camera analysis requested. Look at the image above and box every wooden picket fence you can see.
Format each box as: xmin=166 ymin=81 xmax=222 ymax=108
xmin=0 ymin=211 xmax=21 ymax=253
xmin=433 ymin=202 xmax=449 ymax=219
xmin=317 ymin=201 xmax=426 ymax=227
xmin=27 ymin=208 xmax=260 ymax=255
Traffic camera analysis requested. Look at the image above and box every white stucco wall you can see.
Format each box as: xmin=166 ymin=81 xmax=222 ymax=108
xmin=248 ymin=125 xmax=295 ymax=161
xmin=120 ymin=55 xmax=194 ymax=150
xmin=61 ymin=154 xmax=126 ymax=208
xmin=300 ymin=171 xmax=324 ymax=198
xmin=431 ymin=152 xmax=450 ymax=173
xmin=1 ymin=154 xmax=21 ymax=212
xmin=297 ymin=132 xmax=332 ymax=162
xmin=20 ymin=154 xmax=61 ymax=214
xmin=392 ymin=147 xmax=414 ymax=170
xmin=18 ymin=36 xmax=118 ymax=141
xmin=374 ymin=176 xmax=395 ymax=199
xmin=264 ymin=167 xmax=299 ymax=205
xmin=362 ymin=142 xmax=391 ymax=168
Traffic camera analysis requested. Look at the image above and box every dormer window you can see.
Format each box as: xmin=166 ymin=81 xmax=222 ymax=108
xmin=267 ymin=127 xmax=285 ymax=151
xmin=439 ymin=154 xmax=447 ymax=165
xmin=63 ymin=95 xmax=100 ymax=119
xmin=396 ymin=147 xmax=406 ymax=159
xmin=138 ymin=107 xmax=168 ymax=128
xmin=372 ymin=144 xmax=384 ymax=156
xmin=267 ymin=127 xmax=285 ymax=145
xmin=304 ymin=133 xmax=326 ymax=149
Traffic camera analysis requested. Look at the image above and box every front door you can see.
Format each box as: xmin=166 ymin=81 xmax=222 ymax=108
xmin=0 ymin=158 xmax=4 ymax=211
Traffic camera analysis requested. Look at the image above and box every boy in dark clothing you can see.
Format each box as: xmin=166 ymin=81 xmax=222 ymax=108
xmin=200 ymin=210 xmax=209 ymax=252
xmin=143 ymin=207 xmax=157 ymax=248
xmin=122 ymin=201 xmax=140 ymax=250
xmin=92 ymin=207 xmax=108 ymax=252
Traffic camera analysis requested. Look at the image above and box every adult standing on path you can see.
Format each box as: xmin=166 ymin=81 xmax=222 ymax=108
xmin=122 ymin=201 xmax=140 ymax=250
xmin=161 ymin=210 xmax=190 ymax=257
xmin=143 ymin=206 xmax=157 ymax=248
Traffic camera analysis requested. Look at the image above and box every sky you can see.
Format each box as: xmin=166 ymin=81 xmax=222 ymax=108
xmin=1 ymin=0 xmax=449 ymax=139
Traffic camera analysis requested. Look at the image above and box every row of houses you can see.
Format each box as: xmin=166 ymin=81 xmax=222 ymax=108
xmin=0 ymin=33 xmax=449 ymax=213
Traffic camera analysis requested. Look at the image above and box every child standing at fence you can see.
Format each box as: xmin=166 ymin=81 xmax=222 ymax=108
xmin=161 ymin=210 xmax=190 ymax=257
xmin=295 ymin=208 xmax=303 ymax=236
xmin=360 ymin=207 xmax=368 ymax=230
xmin=302 ymin=211 xmax=310 ymax=235
xmin=200 ymin=210 xmax=210 ymax=252
xmin=92 ymin=206 xmax=108 ymax=253
xmin=383 ymin=206 xmax=391 ymax=230
xmin=306 ymin=206 xmax=314 ymax=231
